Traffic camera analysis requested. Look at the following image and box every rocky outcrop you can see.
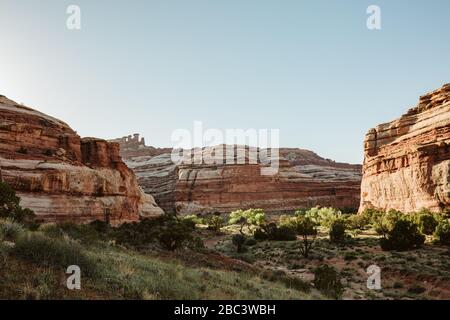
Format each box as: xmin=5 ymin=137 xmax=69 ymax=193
xmin=0 ymin=95 xmax=164 ymax=224
xmin=360 ymin=84 xmax=450 ymax=213
xmin=114 ymin=135 xmax=362 ymax=215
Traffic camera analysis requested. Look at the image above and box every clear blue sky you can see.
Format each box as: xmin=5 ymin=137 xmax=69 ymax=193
xmin=1 ymin=0 xmax=449 ymax=164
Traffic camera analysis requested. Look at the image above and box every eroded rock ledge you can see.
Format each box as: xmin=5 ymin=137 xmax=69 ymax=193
xmin=360 ymin=84 xmax=450 ymax=213
xmin=113 ymin=135 xmax=362 ymax=215
xmin=0 ymin=96 xmax=163 ymax=224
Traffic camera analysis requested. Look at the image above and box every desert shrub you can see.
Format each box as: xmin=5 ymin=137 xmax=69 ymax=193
xmin=253 ymin=227 xmax=268 ymax=241
xmin=300 ymin=207 xmax=343 ymax=228
xmin=291 ymin=216 xmax=318 ymax=258
xmin=414 ymin=210 xmax=439 ymax=235
xmin=254 ymin=223 xmax=297 ymax=241
xmin=266 ymin=223 xmax=297 ymax=241
xmin=380 ymin=219 xmax=425 ymax=251
xmin=57 ymin=222 xmax=108 ymax=244
xmin=229 ymin=209 xmax=265 ymax=235
xmin=347 ymin=213 xmax=371 ymax=230
xmin=0 ymin=219 xmax=25 ymax=241
xmin=313 ymin=265 xmax=344 ymax=299
xmin=232 ymin=234 xmax=247 ymax=253
xmin=374 ymin=210 xmax=403 ymax=236
xmin=156 ymin=217 xmax=201 ymax=251
xmin=181 ymin=214 xmax=203 ymax=225
xmin=329 ymin=219 xmax=347 ymax=244
xmin=360 ymin=209 xmax=384 ymax=227
xmin=113 ymin=215 xmax=202 ymax=251
xmin=13 ymin=232 xmax=97 ymax=276
xmin=433 ymin=219 xmax=450 ymax=245
xmin=0 ymin=181 xmax=36 ymax=225
xmin=38 ymin=223 xmax=65 ymax=239
xmin=89 ymin=220 xmax=110 ymax=233
xmin=114 ymin=220 xmax=158 ymax=247
xmin=278 ymin=215 xmax=296 ymax=228
xmin=205 ymin=215 xmax=225 ymax=232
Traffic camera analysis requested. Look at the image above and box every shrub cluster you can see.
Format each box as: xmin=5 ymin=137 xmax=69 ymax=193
xmin=114 ymin=215 xmax=203 ymax=251
xmin=12 ymin=232 xmax=98 ymax=277
xmin=380 ymin=219 xmax=425 ymax=251
xmin=313 ymin=265 xmax=344 ymax=299
xmin=434 ymin=219 xmax=450 ymax=245
xmin=254 ymin=223 xmax=297 ymax=241
xmin=329 ymin=219 xmax=347 ymax=244
xmin=229 ymin=209 xmax=265 ymax=235
xmin=298 ymin=207 xmax=343 ymax=228
xmin=0 ymin=181 xmax=36 ymax=225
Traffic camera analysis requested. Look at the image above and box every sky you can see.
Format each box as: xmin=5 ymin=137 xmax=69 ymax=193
xmin=1 ymin=0 xmax=449 ymax=164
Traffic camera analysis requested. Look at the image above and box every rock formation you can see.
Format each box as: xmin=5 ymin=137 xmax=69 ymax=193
xmin=360 ymin=84 xmax=450 ymax=213
xmin=113 ymin=136 xmax=362 ymax=215
xmin=0 ymin=95 xmax=164 ymax=224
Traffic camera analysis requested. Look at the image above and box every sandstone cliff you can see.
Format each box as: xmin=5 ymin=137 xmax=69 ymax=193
xmin=113 ymin=135 xmax=362 ymax=214
xmin=360 ymin=84 xmax=450 ymax=213
xmin=0 ymin=96 xmax=164 ymax=224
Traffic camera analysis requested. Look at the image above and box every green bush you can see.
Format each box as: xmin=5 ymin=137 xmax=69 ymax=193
xmin=229 ymin=209 xmax=266 ymax=235
xmin=0 ymin=219 xmax=25 ymax=241
xmin=299 ymin=207 xmax=343 ymax=228
xmin=111 ymin=215 xmax=203 ymax=251
xmin=205 ymin=215 xmax=225 ymax=232
xmin=313 ymin=265 xmax=344 ymax=299
xmin=157 ymin=217 xmax=201 ymax=251
xmin=380 ymin=219 xmax=425 ymax=251
xmin=0 ymin=181 xmax=36 ymax=224
xmin=374 ymin=210 xmax=403 ymax=236
xmin=253 ymin=227 xmax=268 ymax=241
xmin=347 ymin=213 xmax=371 ymax=230
xmin=329 ymin=219 xmax=347 ymax=244
xmin=181 ymin=214 xmax=204 ymax=225
xmin=414 ymin=210 xmax=438 ymax=235
xmin=232 ymin=234 xmax=247 ymax=253
xmin=292 ymin=216 xmax=318 ymax=258
xmin=433 ymin=220 xmax=450 ymax=245
xmin=13 ymin=232 xmax=97 ymax=276
xmin=254 ymin=223 xmax=297 ymax=241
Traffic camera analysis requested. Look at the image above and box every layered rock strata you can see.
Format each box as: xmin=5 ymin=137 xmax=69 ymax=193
xmin=114 ymin=135 xmax=362 ymax=215
xmin=0 ymin=96 xmax=163 ymax=224
xmin=360 ymin=84 xmax=450 ymax=213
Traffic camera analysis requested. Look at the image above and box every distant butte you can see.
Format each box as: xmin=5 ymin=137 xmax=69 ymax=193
xmin=113 ymin=135 xmax=362 ymax=214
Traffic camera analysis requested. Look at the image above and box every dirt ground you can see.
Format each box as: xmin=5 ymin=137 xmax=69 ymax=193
xmin=202 ymin=226 xmax=450 ymax=300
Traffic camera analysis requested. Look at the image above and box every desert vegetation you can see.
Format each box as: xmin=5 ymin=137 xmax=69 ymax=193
xmin=213 ymin=207 xmax=450 ymax=300
xmin=1 ymin=181 xmax=450 ymax=300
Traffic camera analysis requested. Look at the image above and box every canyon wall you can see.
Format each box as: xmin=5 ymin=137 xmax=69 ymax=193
xmin=360 ymin=84 xmax=450 ymax=213
xmin=113 ymin=135 xmax=362 ymax=215
xmin=0 ymin=95 xmax=163 ymax=224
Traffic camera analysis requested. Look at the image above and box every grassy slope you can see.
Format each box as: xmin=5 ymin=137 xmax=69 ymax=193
xmin=0 ymin=231 xmax=319 ymax=300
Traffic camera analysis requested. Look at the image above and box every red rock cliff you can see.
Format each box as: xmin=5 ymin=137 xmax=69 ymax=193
xmin=0 ymin=95 xmax=164 ymax=224
xmin=114 ymin=135 xmax=362 ymax=214
xmin=360 ymin=84 xmax=450 ymax=213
